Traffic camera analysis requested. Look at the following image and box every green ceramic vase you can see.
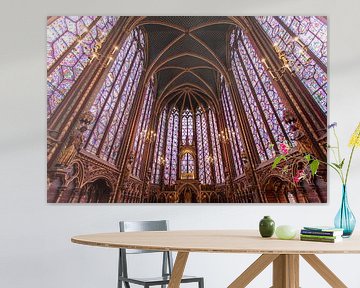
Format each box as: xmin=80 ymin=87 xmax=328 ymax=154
xmin=259 ymin=216 xmax=275 ymax=238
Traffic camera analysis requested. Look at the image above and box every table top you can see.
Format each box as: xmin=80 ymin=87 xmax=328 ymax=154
xmin=71 ymin=230 xmax=360 ymax=254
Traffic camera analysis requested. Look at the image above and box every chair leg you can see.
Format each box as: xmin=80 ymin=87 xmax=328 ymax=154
xmin=199 ymin=278 xmax=204 ymax=288
xmin=118 ymin=279 xmax=130 ymax=288
xmin=118 ymin=250 xmax=122 ymax=288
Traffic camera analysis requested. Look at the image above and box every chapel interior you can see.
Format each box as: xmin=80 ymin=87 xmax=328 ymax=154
xmin=47 ymin=16 xmax=328 ymax=203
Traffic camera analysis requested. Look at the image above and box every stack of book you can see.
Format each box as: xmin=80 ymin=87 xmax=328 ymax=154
xmin=300 ymin=226 xmax=344 ymax=243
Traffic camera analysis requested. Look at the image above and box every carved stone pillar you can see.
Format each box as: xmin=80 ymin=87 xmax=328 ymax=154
xmin=70 ymin=188 xmax=81 ymax=203
xmin=112 ymin=69 xmax=148 ymax=202
xmin=314 ymin=176 xmax=327 ymax=203
xmin=47 ymin=169 xmax=67 ymax=203
xmin=79 ymin=191 xmax=89 ymax=203
xmin=55 ymin=111 xmax=94 ymax=168
xmin=225 ymin=70 xmax=262 ymax=197
xmin=140 ymin=80 xmax=164 ymax=187
xmin=302 ymin=181 xmax=321 ymax=203
xmin=295 ymin=188 xmax=306 ymax=203
xmin=114 ymin=152 xmax=135 ymax=202
xmin=240 ymin=152 xmax=261 ymax=202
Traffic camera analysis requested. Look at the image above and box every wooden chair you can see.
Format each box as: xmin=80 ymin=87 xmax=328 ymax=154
xmin=118 ymin=220 xmax=204 ymax=288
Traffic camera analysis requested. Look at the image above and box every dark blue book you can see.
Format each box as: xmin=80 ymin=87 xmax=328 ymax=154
xmin=301 ymin=227 xmax=343 ymax=237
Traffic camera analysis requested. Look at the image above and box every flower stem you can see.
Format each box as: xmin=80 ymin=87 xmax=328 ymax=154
xmin=333 ymin=127 xmax=342 ymax=163
xmin=345 ymin=129 xmax=360 ymax=185
xmin=332 ymin=127 xmax=346 ymax=182
xmin=330 ymin=148 xmax=338 ymax=164
xmin=345 ymin=145 xmax=356 ymax=185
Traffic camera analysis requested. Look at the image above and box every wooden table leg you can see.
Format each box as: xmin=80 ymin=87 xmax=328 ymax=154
xmin=301 ymin=254 xmax=347 ymax=288
xmin=168 ymin=252 xmax=189 ymax=288
xmin=228 ymin=254 xmax=279 ymax=288
xmin=272 ymin=254 xmax=299 ymax=288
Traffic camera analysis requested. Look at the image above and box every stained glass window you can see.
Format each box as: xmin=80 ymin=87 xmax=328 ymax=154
xmin=208 ymin=109 xmax=225 ymax=184
xmin=196 ymin=107 xmax=212 ymax=184
xmin=181 ymin=108 xmax=194 ymax=145
xmin=230 ymin=28 xmax=293 ymax=162
xmin=47 ymin=16 xmax=97 ymax=69
xmin=220 ymin=77 xmax=244 ymax=176
xmin=151 ymin=108 xmax=167 ymax=184
xmin=255 ymin=16 xmax=327 ymax=113
xmin=84 ymin=27 xmax=145 ymax=164
xmin=180 ymin=153 xmax=195 ymax=179
xmin=164 ymin=108 xmax=179 ymax=185
xmin=278 ymin=16 xmax=327 ymax=64
xmin=47 ymin=16 xmax=118 ymax=118
xmin=179 ymin=108 xmax=196 ymax=179
xmin=132 ymin=76 xmax=156 ymax=177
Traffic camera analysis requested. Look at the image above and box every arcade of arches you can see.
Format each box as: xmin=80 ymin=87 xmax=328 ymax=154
xmin=47 ymin=16 xmax=328 ymax=203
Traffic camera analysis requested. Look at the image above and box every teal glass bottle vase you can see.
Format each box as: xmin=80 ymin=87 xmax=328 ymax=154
xmin=334 ymin=185 xmax=356 ymax=237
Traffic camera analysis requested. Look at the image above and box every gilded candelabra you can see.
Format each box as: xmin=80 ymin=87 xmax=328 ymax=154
xmin=262 ymin=36 xmax=310 ymax=81
xmin=140 ymin=129 xmax=157 ymax=143
xmin=206 ymin=155 xmax=214 ymax=164
xmin=218 ymin=128 xmax=235 ymax=143
xmin=76 ymin=27 xmax=118 ymax=67
xmin=158 ymin=155 xmax=166 ymax=166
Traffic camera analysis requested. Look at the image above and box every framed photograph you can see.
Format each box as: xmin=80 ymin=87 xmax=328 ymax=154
xmin=47 ymin=16 xmax=327 ymax=203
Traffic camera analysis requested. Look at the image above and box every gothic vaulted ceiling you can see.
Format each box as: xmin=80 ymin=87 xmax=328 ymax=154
xmin=138 ymin=16 xmax=243 ymax=109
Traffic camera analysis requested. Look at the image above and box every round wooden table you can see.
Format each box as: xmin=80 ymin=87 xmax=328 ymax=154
xmin=72 ymin=230 xmax=360 ymax=288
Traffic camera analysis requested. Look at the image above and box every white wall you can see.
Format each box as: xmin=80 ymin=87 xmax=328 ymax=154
xmin=1 ymin=0 xmax=360 ymax=287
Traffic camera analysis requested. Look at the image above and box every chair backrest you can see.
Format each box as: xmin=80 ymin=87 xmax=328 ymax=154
xmin=120 ymin=220 xmax=168 ymax=232
xmin=119 ymin=220 xmax=169 ymax=254
xmin=118 ymin=220 xmax=173 ymax=281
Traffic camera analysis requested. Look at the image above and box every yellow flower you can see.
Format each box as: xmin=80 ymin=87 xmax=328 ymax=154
xmin=349 ymin=122 xmax=360 ymax=148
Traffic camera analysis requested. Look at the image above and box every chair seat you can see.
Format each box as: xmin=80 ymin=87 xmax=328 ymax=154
xmin=119 ymin=274 xmax=203 ymax=285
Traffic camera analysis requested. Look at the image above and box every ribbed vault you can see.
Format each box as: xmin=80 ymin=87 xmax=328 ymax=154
xmin=138 ymin=16 xmax=240 ymax=106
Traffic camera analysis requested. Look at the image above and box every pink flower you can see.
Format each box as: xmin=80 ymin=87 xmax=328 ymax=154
xmin=293 ymin=175 xmax=300 ymax=184
xmin=279 ymin=143 xmax=290 ymax=155
xmin=293 ymin=170 xmax=306 ymax=184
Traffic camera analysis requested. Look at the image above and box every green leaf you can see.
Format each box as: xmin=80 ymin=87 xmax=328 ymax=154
xmin=272 ymin=155 xmax=284 ymax=169
xmin=332 ymin=162 xmax=341 ymax=169
xmin=304 ymin=154 xmax=311 ymax=162
xmin=310 ymin=160 xmax=320 ymax=176
xmin=339 ymin=158 xmax=345 ymax=169
xmin=332 ymin=161 xmax=344 ymax=169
